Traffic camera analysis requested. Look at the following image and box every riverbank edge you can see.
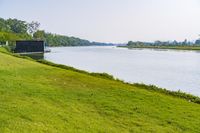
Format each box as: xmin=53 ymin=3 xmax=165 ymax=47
xmin=0 ymin=47 xmax=200 ymax=104
xmin=118 ymin=46 xmax=200 ymax=51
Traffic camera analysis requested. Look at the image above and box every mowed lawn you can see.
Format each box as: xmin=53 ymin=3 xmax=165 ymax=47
xmin=0 ymin=51 xmax=200 ymax=133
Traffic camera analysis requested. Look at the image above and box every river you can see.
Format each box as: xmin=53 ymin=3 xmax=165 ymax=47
xmin=44 ymin=46 xmax=200 ymax=96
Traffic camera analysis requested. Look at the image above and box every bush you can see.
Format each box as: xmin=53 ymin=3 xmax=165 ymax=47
xmin=90 ymin=72 xmax=115 ymax=80
xmin=132 ymin=83 xmax=200 ymax=104
xmin=2 ymin=45 xmax=11 ymax=52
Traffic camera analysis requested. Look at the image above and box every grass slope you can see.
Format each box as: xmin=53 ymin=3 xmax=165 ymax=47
xmin=0 ymin=50 xmax=200 ymax=133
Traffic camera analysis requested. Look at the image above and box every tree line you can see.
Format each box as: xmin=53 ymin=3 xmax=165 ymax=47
xmin=127 ymin=39 xmax=200 ymax=47
xmin=0 ymin=17 xmax=103 ymax=48
xmin=33 ymin=30 xmax=91 ymax=46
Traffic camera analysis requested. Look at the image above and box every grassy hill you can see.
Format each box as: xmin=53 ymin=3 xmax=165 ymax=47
xmin=0 ymin=49 xmax=200 ymax=132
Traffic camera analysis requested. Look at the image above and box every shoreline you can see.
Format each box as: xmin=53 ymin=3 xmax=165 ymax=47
xmin=1 ymin=47 xmax=199 ymax=104
xmin=118 ymin=46 xmax=200 ymax=51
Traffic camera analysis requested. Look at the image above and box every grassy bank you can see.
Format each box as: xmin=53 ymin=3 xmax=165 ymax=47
xmin=0 ymin=48 xmax=200 ymax=132
xmin=120 ymin=45 xmax=200 ymax=51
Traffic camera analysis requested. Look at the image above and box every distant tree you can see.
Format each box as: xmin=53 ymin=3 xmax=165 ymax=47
xmin=0 ymin=32 xmax=6 ymax=42
xmin=42 ymin=33 xmax=92 ymax=46
xmin=195 ymin=39 xmax=200 ymax=45
xmin=0 ymin=17 xmax=92 ymax=47
xmin=0 ymin=18 xmax=11 ymax=32
xmin=172 ymin=40 xmax=178 ymax=45
xmin=194 ymin=35 xmax=200 ymax=45
xmin=28 ymin=21 xmax=40 ymax=35
xmin=182 ymin=39 xmax=188 ymax=45
xmin=154 ymin=41 xmax=162 ymax=46
xmin=33 ymin=30 xmax=45 ymax=40
xmin=127 ymin=41 xmax=134 ymax=46
xmin=6 ymin=18 xmax=28 ymax=34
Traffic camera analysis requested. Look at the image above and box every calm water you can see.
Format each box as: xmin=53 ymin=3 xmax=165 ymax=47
xmin=44 ymin=46 xmax=200 ymax=96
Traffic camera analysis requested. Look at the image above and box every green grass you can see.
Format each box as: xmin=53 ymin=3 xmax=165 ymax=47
xmin=0 ymin=48 xmax=200 ymax=132
xmin=121 ymin=45 xmax=200 ymax=51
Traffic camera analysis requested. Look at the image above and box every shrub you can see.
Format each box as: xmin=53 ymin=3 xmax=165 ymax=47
xmin=133 ymin=83 xmax=200 ymax=104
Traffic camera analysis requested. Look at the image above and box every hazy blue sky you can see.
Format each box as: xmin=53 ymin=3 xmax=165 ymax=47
xmin=1 ymin=0 xmax=200 ymax=43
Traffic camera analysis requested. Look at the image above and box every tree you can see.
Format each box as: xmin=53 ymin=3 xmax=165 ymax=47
xmin=0 ymin=18 xmax=11 ymax=32
xmin=154 ymin=41 xmax=162 ymax=46
xmin=182 ymin=39 xmax=188 ymax=45
xmin=172 ymin=40 xmax=178 ymax=45
xmin=0 ymin=17 xmax=93 ymax=47
xmin=195 ymin=39 xmax=200 ymax=45
xmin=28 ymin=21 xmax=40 ymax=35
xmin=33 ymin=30 xmax=45 ymax=40
xmin=195 ymin=35 xmax=200 ymax=45
xmin=6 ymin=18 xmax=28 ymax=34
xmin=127 ymin=41 xmax=134 ymax=46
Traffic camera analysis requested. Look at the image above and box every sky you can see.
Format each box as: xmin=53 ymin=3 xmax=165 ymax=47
xmin=1 ymin=0 xmax=200 ymax=43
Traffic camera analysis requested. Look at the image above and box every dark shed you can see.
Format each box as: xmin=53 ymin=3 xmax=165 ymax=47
xmin=15 ymin=40 xmax=45 ymax=53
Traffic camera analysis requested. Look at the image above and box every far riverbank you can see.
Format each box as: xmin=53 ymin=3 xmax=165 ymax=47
xmin=119 ymin=45 xmax=200 ymax=51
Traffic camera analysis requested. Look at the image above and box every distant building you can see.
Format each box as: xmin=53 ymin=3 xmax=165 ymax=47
xmin=15 ymin=40 xmax=45 ymax=53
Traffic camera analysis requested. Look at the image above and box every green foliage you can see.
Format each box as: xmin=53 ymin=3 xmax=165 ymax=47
xmin=0 ymin=32 xmax=20 ymax=41
xmin=0 ymin=17 xmax=94 ymax=47
xmin=1 ymin=45 xmax=11 ymax=52
xmin=44 ymin=33 xmax=91 ymax=47
xmin=33 ymin=30 xmax=45 ymax=40
xmin=195 ymin=39 xmax=200 ymax=44
xmin=132 ymin=83 xmax=200 ymax=104
xmin=6 ymin=18 xmax=28 ymax=34
xmin=127 ymin=39 xmax=200 ymax=48
xmin=124 ymin=45 xmax=200 ymax=51
xmin=0 ymin=18 xmax=31 ymax=50
xmin=0 ymin=17 xmax=33 ymax=50
xmin=0 ymin=18 xmax=11 ymax=32
xmin=0 ymin=32 xmax=32 ymax=51
xmin=90 ymin=72 xmax=115 ymax=80
xmin=126 ymin=40 xmax=200 ymax=50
